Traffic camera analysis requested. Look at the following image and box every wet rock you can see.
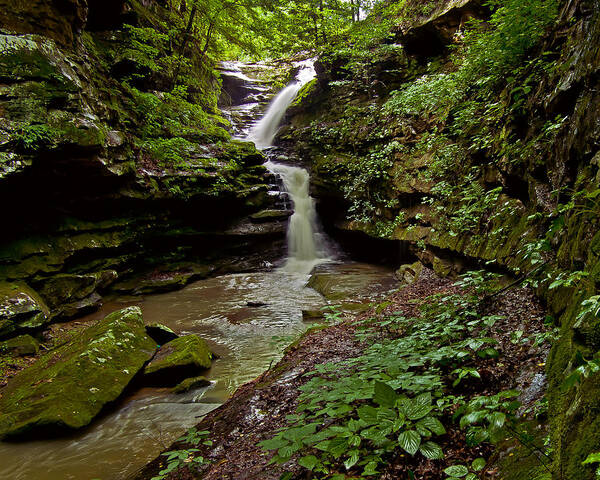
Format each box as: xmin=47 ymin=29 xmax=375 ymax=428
xmin=395 ymin=261 xmax=424 ymax=285
xmin=250 ymin=209 xmax=292 ymax=223
xmin=302 ymin=309 xmax=325 ymax=322
xmin=36 ymin=271 xmax=117 ymax=319
xmin=247 ymin=301 xmax=268 ymax=307
xmin=143 ymin=335 xmax=213 ymax=386
xmin=112 ymin=266 xmax=212 ymax=295
xmin=145 ymin=323 xmax=179 ymax=346
xmin=172 ymin=375 xmax=211 ymax=394
xmin=0 ymin=334 xmax=39 ymax=356
xmin=0 ymin=306 xmax=156 ymax=439
xmin=0 ymin=283 xmax=49 ymax=339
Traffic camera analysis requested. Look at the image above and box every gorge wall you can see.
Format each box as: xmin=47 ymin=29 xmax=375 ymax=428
xmin=0 ymin=0 xmax=288 ymax=337
xmin=279 ymin=0 xmax=600 ymax=478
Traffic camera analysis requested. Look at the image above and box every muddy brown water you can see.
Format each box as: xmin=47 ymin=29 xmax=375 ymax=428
xmin=0 ymin=261 xmax=398 ymax=480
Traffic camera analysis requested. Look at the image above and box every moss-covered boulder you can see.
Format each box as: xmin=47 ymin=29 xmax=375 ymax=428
xmin=0 ymin=306 xmax=156 ymax=439
xmin=0 ymin=334 xmax=39 ymax=356
xmin=302 ymin=309 xmax=325 ymax=322
xmin=145 ymin=323 xmax=178 ymax=346
xmin=143 ymin=334 xmax=213 ymax=386
xmin=0 ymin=282 xmax=49 ymax=338
xmin=395 ymin=261 xmax=423 ymax=285
xmin=172 ymin=375 xmax=211 ymax=394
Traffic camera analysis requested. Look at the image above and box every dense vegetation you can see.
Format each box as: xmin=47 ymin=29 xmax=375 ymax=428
xmin=2 ymin=0 xmax=600 ymax=479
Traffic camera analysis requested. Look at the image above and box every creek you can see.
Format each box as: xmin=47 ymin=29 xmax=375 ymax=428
xmin=0 ymin=60 xmax=400 ymax=480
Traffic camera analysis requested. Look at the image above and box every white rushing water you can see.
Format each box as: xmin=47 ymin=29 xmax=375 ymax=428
xmin=247 ymin=59 xmax=316 ymax=148
xmin=247 ymin=59 xmax=329 ymax=274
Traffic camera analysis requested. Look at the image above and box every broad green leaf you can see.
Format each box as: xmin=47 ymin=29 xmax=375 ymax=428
xmin=344 ymin=449 xmax=360 ymax=470
xmin=417 ymin=416 xmax=446 ymax=435
xmin=583 ymin=452 xmax=600 ymax=465
xmin=489 ymin=411 xmax=506 ymax=429
xmin=471 ymin=457 xmax=486 ymax=471
xmin=258 ymin=437 xmax=287 ymax=450
xmin=398 ymin=430 xmax=421 ymax=455
xmin=328 ymin=437 xmax=350 ymax=458
xmin=406 ymin=402 xmax=433 ymax=420
xmin=362 ymin=461 xmax=379 ymax=476
xmin=465 ymin=474 xmax=478 ymax=480
xmin=377 ymin=407 xmax=397 ymax=423
xmin=298 ymin=455 xmax=319 ymax=470
xmin=415 ymin=391 xmax=432 ymax=406
xmin=444 ymin=465 xmax=469 ymax=477
xmin=460 ymin=410 xmax=487 ymax=428
xmin=374 ymin=381 xmax=398 ymax=407
xmin=419 ymin=441 xmax=444 ymax=459
xmin=278 ymin=443 xmax=300 ymax=459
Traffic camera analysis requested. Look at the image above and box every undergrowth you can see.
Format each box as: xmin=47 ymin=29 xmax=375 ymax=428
xmin=259 ymin=271 xmax=551 ymax=478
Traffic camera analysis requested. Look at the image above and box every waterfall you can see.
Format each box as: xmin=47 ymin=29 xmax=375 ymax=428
xmin=246 ymin=60 xmax=328 ymax=274
xmin=247 ymin=60 xmax=316 ymax=149
xmin=266 ymin=161 xmax=327 ymax=273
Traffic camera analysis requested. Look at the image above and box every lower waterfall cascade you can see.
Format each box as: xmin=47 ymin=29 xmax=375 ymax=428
xmin=246 ymin=59 xmax=330 ymax=274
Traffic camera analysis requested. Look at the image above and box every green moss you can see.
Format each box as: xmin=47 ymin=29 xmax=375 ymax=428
xmin=144 ymin=334 xmax=212 ymax=385
xmin=172 ymin=375 xmax=211 ymax=394
xmin=0 ymin=306 xmax=156 ymax=438
xmin=0 ymin=334 xmax=39 ymax=356
xmin=291 ymin=78 xmax=318 ymax=109
xmin=0 ymin=282 xmax=49 ymax=338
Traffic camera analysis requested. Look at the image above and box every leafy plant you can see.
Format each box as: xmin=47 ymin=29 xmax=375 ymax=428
xmin=444 ymin=457 xmax=486 ymax=480
xmin=151 ymin=428 xmax=212 ymax=480
xmin=455 ymin=390 xmax=520 ymax=445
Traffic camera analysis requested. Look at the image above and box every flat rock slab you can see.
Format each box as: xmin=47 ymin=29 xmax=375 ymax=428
xmin=144 ymin=334 xmax=212 ymax=386
xmin=0 ymin=306 xmax=156 ymax=439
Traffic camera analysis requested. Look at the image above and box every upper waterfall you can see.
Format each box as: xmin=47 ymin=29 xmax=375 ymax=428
xmin=244 ymin=59 xmax=329 ymax=274
xmin=247 ymin=59 xmax=316 ymax=149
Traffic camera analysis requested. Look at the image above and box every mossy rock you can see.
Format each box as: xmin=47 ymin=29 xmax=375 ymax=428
xmin=218 ymin=140 xmax=264 ymax=166
xmin=36 ymin=271 xmax=117 ymax=317
xmin=0 ymin=334 xmax=39 ymax=356
xmin=172 ymin=375 xmax=211 ymax=394
xmin=143 ymin=334 xmax=213 ymax=386
xmin=0 ymin=306 xmax=156 ymax=439
xmin=301 ymin=309 xmax=325 ymax=322
xmin=250 ymin=209 xmax=292 ymax=223
xmin=395 ymin=261 xmax=424 ymax=285
xmin=306 ymin=273 xmax=349 ymax=301
xmin=145 ymin=323 xmax=178 ymax=346
xmin=0 ymin=282 xmax=49 ymax=338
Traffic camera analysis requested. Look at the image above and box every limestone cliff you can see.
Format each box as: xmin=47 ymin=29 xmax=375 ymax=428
xmin=0 ymin=0 xmax=284 ymax=336
xmin=281 ymin=0 xmax=600 ymax=477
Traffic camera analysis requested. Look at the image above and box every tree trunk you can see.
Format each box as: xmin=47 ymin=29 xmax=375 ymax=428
xmin=171 ymin=3 xmax=197 ymax=87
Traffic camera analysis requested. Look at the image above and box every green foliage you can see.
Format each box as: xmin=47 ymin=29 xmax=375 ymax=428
xmin=151 ymin=428 xmax=212 ymax=480
xmin=260 ymin=271 xmax=523 ymax=476
xmin=582 ymin=453 xmax=600 ymax=479
xmin=14 ymin=124 xmax=57 ymax=153
xmin=455 ymin=390 xmax=520 ymax=445
xmin=443 ymin=457 xmax=485 ymax=480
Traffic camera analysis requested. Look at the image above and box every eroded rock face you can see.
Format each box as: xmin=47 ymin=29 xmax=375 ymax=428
xmin=0 ymin=306 xmax=156 ymax=439
xmin=396 ymin=0 xmax=489 ymax=56
xmin=0 ymin=283 xmax=49 ymax=338
xmin=0 ymin=0 xmax=87 ymax=47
